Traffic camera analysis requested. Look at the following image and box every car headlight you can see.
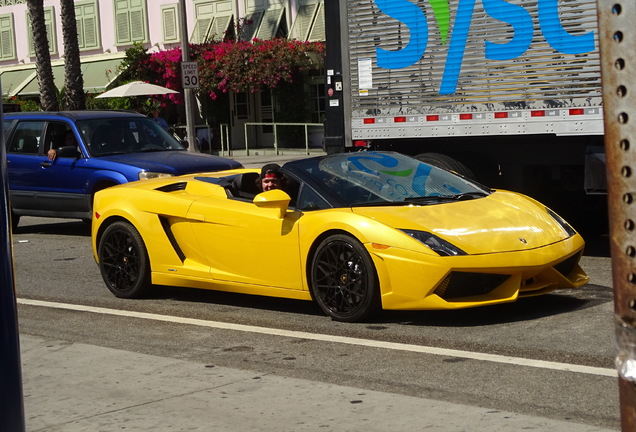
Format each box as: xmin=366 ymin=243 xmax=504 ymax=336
xmin=138 ymin=171 xmax=174 ymax=180
xmin=546 ymin=207 xmax=577 ymax=237
xmin=400 ymin=229 xmax=467 ymax=256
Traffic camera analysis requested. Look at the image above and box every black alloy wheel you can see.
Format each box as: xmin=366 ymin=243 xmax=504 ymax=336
xmin=98 ymin=221 xmax=150 ymax=298
xmin=310 ymin=234 xmax=380 ymax=322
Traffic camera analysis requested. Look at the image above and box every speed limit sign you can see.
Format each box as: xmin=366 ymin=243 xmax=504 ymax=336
xmin=181 ymin=61 xmax=199 ymax=89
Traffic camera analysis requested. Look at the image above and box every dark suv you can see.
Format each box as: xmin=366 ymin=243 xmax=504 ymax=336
xmin=3 ymin=111 xmax=241 ymax=228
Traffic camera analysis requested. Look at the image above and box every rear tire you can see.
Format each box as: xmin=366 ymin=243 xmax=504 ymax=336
xmin=415 ymin=152 xmax=475 ymax=180
xmin=98 ymin=221 xmax=150 ymax=298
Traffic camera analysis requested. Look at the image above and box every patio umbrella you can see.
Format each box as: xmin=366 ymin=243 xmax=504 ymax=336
xmin=95 ymin=81 xmax=179 ymax=98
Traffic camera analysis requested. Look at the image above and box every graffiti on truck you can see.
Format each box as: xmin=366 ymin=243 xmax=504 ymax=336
xmin=374 ymin=0 xmax=596 ymax=95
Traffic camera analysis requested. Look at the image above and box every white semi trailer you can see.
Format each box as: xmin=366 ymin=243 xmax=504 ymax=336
xmin=323 ymin=0 xmax=606 ymax=232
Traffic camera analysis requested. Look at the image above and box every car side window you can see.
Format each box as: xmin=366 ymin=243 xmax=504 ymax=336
xmin=296 ymin=184 xmax=330 ymax=211
xmin=2 ymin=119 xmax=14 ymax=140
xmin=7 ymin=121 xmax=44 ymax=155
xmin=43 ymin=122 xmax=74 ymax=154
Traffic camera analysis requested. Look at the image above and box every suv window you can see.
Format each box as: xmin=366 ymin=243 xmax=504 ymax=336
xmin=7 ymin=121 xmax=44 ymax=154
xmin=44 ymin=121 xmax=75 ymax=155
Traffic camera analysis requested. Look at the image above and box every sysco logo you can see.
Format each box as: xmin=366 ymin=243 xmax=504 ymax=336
xmin=374 ymin=0 xmax=595 ymax=95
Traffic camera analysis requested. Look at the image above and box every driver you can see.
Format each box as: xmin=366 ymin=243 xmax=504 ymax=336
xmin=257 ymin=163 xmax=285 ymax=191
xmin=47 ymin=130 xmax=79 ymax=160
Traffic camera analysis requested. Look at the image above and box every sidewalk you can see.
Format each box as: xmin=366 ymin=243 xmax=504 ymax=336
xmin=20 ymin=334 xmax=616 ymax=432
xmin=228 ymin=150 xmax=325 ymax=168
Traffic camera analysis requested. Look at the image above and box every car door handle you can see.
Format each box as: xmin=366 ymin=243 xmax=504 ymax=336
xmin=40 ymin=161 xmax=52 ymax=168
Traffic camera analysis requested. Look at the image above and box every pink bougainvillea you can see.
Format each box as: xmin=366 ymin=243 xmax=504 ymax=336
xmin=132 ymin=39 xmax=324 ymax=104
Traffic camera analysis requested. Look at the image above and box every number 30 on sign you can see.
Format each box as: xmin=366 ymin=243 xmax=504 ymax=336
xmin=181 ymin=62 xmax=199 ymax=89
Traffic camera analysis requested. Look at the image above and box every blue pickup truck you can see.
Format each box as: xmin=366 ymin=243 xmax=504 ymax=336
xmin=3 ymin=110 xmax=242 ymax=228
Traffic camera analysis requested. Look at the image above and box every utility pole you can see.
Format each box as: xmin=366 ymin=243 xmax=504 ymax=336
xmin=179 ymin=0 xmax=197 ymax=152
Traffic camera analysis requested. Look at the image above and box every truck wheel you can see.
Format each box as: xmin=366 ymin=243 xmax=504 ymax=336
xmin=415 ymin=152 xmax=476 ymax=180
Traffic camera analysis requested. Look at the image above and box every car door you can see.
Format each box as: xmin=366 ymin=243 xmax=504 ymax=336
xmin=6 ymin=120 xmax=46 ymax=211
xmin=187 ymin=196 xmax=304 ymax=291
xmin=36 ymin=121 xmax=91 ymax=213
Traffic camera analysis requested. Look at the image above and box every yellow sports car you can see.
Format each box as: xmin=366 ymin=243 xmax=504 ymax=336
xmin=91 ymin=151 xmax=588 ymax=322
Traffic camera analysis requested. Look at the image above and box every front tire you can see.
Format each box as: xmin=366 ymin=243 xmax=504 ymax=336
xmin=98 ymin=221 xmax=150 ymax=298
xmin=310 ymin=234 xmax=380 ymax=322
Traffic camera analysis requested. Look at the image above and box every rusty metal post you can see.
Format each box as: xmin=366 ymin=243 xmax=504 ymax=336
xmin=597 ymin=0 xmax=636 ymax=429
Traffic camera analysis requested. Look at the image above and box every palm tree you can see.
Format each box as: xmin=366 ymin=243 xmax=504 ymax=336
xmin=60 ymin=0 xmax=85 ymax=110
xmin=26 ymin=0 xmax=57 ymax=111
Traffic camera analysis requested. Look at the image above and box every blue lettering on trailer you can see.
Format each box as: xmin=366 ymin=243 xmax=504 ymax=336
xmin=375 ymin=0 xmax=428 ymax=69
xmin=374 ymin=0 xmax=596 ymax=95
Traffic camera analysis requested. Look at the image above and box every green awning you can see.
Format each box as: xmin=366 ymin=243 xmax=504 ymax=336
xmin=19 ymin=64 xmax=66 ymax=96
xmin=0 ymin=69 xmax=37 ymax=97
xmin=81 ymin=58 xmax=122 ymax=93
xmin=1 ymin=56 xmax=124 ymax=97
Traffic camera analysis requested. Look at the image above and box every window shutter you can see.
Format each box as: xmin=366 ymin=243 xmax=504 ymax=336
xmin=0 ymin=14 xmax=15 ymax=60
xmin=115 ymin=0 xmax=148 ymax=45
xmin=255 ymin=8 xmax=284 ymax=40
xmin=239 ymin=11 xmax=263 ymax=42
xmin=75 ymin=1 xmax=100 ymax=50
xmin=83 ymin=15 xmax=98 ymax=48
xmin=26 ymin=7 xmax=57 ymax=56
xmin=191 ymin=2 xmax=214 ymax=43
xmin=308 ymin=2 xmax=324 ymax=41
xmin=161 ymin=5 xmax=179 ymax=43
xmin=129 ymin=9 xmax=145 ymax=41
xmin=43 ymin=7 xmax=57 ymax=54
xmin=289 ymin=4 xmax=317 ymax=41
xmin=209 ymin=14 xmax=232 ymax=41
xmin=115 ymin=11 xmax=130 ymax=43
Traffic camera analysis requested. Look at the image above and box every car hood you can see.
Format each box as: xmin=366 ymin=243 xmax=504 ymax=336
xmin=350 ymin=191 xmax=575 ymax=254
xmin=98 ymin=151 xmax=242 ymax=174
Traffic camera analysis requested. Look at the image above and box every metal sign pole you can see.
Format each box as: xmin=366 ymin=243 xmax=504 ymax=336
xmin=0 ymin=88 xmax=26 ymax=431
xmin=179 ymin=0 xmax=197 ymax=152
xmin=597 ymin=0 xmax=636 ymax=428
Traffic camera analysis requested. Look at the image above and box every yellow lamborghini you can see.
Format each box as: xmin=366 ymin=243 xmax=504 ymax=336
xmin=91 ymin=151 xmax=588 ymax=322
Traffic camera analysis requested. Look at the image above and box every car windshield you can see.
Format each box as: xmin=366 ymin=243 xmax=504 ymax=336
xmin=292 ymin=152 xmax=490 ymax=206
xmin=76 ymin=117 xmax=184 ymax=156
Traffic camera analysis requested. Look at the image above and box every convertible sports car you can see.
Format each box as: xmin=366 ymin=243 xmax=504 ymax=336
xmin=91 ymin=151 xmax=588 ymax=322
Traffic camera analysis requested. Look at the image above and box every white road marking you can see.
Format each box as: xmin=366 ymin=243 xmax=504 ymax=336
xmin=18 ymin=298 xmax=616 ymax=378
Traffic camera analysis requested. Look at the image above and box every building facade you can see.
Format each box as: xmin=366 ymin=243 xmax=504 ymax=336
xmin=0 ymin=0 xmax=325 ymax=151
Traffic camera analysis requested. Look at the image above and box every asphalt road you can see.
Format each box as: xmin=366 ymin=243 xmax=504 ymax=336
xmin=11 ymin=216 xmax=619 ymax=430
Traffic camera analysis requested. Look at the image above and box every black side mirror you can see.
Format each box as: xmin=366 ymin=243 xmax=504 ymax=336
xmin=56 ymin=146 xmax=81 ymax=159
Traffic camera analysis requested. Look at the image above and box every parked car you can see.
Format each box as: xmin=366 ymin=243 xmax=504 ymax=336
xmin=92 ymin=151 xmax=589 ymax=322
xmin=3 ymin=111 xmax=242 ymax=228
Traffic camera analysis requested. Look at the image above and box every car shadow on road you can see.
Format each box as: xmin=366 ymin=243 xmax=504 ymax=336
xmin=12 ymin=220 xmax=91 ymax=237
xmin=146 ymin=283 xmax=612 ymax=327
xmin=149 ymin=285 xmax=324 ymax=317
xmin=381 ymin=286 xmax=613 ymax=327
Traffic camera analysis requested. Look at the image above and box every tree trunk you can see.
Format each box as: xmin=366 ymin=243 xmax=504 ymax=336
xmin=60 ymin=0 xmax=85 ymax=110
xmin=26 ymin=0 xmax=57 ymax=111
